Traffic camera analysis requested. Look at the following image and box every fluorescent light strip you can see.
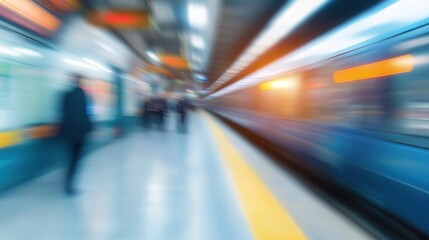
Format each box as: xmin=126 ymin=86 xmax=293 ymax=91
xmin=0 ymin=46 xmax=21 ymax=56
xmin=12 ymin=47 xmax=41 ymax=57
xmin=64 ymin=57 xmax=112 ymax=73
xmin=83 ymin=58 xmax=101 ymax=67
xmin=97 ymin=41 xmax=117 ymax=55
xmin=83 ymin=58 xmax=112 ymax=72
xmin=147 ymin=51 xmax=160 ymax=62
xmin=188 ymin=3 xmax=207 ymax=28
xmin=207 ymin=0 xmax=329 ymax=93
xmin=207 ymin=0 xmax=429 ymax=99
xmin=64 ymin=58 xmax=97 ymax=71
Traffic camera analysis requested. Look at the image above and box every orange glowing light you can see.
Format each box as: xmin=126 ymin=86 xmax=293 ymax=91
xmin=159 ymin=55 xmax=189 ymax=69
xmin=0 ymin=0 xmax=61 ymax=33
xmin=333 ymin=54 xmax=414 ymax=83
xmin=104 ymin=13 xmax=134 ymax=24
xmin=88 ymin=10 xmax=150 ymax=29
xmin=259 ymin=77 xmax=299 ymax=91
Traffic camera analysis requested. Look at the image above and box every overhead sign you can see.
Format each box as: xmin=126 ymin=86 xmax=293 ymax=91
xmin=87 ymin=10 xmax=150 ymax=29
xmin=159 ymin=54 xmax=189 ymax=69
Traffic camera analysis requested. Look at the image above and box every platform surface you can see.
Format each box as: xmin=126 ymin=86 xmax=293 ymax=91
xmin=0 ymin=111 xmax=374 ymax=240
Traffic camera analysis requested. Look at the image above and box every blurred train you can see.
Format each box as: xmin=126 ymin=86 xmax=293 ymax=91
xmin=207 ymin=21 xmax=429 ymax=236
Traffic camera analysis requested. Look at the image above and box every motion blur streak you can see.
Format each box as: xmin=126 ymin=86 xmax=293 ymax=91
xmin=49 ymin=0 xmax=79 ymax=11
xmin=206 ymin=18 xmax=429 ymax=235
xmin=0 ymin=0 xmax=61 ymax=31
xmin=333 ymin=54 xmax=414 ymax=83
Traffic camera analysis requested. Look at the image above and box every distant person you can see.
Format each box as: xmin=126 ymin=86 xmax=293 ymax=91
xmin=144 ymin=97 xmax=157 ymax=129
xmin=157 ymin=97 xmax=168 ymax=131
xmin=60 ymin=74 xmax=92 ymax=195
xmin=142 ymin=98 xmax=151 ymax=129
xmin=176 ymin=97 xmax=190 ymax=133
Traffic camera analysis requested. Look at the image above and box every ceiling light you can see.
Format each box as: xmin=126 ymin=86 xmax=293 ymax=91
xmin=188 ymin=4 xmax=207 ymax=28
xmin=191 ymin=35 xmax=205 ymax=49
xmin=257 ymin=0 xmax=329 ymax=48
xmin=147 ymin=51 xmax=160 ymax=62
xmin=194 ymin=73 xmax=207 ymax=81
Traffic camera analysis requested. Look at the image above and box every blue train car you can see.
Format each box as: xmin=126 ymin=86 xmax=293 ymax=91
xmin=208 ymin=22 xmax=429 ymax=236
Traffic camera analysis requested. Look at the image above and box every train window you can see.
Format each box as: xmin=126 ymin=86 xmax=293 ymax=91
xmin=307 ymin=71 xmax=388 ymax=130
xmin=391 ymin=78 xmax=429 ymax=136
xmin=387 ymin=32 xmax=429 ymax=137
xmin=340 ymin=80 xmax=385 ymax=128
xmin=306 ymin=69 xmax=351 ymax=122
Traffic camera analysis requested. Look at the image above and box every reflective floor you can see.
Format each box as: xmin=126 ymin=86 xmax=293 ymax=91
xmin=0 ymin=112 xmax=373 ymax=240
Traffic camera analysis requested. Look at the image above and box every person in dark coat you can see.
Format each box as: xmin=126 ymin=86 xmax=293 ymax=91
xmin=142 ymin=98 xmax=151 ymax=129
xmin=157 ymin=97 xmax=168 ymax=131
xmin=176 ymin=97 xmax=190 ymax=133
xmin=60 ymin=74 xmax=92 ymax=195
xmin=143 ymin=97 xmax=157 ymax=129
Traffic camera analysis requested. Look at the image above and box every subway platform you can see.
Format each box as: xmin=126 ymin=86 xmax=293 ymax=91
xmin=0 ymin=111 xmax=374 ymax=240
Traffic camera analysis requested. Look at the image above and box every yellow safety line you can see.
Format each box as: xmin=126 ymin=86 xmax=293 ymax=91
xmin=202 ymin=112 xmax=307 ymax=240
xmin=0 ymin=130 xmax=22 ymax=149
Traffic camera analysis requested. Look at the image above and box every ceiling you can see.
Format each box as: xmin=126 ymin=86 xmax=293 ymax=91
xmin=80 ymin=0 xmax=287 ymax=82
xmin=80 ymin=0 xmax=384 ymax=94
xmin=206 ymin=0 xmax=286 ymax=87
xmin=210 ymin=0 xmax=385 ymax=93
xmin=81 ymin=0 xmax=185 ymax=76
